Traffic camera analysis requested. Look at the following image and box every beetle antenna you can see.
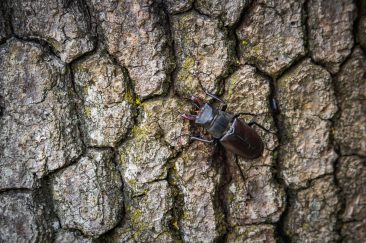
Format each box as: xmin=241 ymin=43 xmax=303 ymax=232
xmin=201 ymin=89 xmax=228 ymax=111
xmin=249 ymin=121 xmax=276 ymax=134
xmin=203 ymin=90 xmax=226 ymax=104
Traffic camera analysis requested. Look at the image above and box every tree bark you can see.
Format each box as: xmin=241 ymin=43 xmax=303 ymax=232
xmin=1 ymin=0 xmax=365 ymax=242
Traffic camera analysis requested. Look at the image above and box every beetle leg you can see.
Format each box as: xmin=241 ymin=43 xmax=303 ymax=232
xmin=248 ymin=121 xmax=276 ymax=134
xmin=234 ymin=112 xmax=257 ymax=119
xmin=234 ymin=112 xmax=272 ymax=123
xmin=181 ymin=113 xmax=197 ymax=121
xmin=247 ymin=114 xmax=266 ymax=130
xmin=190 ymin=136 xmax=215 ymax=143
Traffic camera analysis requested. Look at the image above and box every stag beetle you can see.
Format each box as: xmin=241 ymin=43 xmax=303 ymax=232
xmin=181 ymin=92 xmax=271 ymax=159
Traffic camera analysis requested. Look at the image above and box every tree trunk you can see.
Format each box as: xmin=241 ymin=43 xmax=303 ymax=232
xmin=1 ymin=0 xmax=365 ymax=242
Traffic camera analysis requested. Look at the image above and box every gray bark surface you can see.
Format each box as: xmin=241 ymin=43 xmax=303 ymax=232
xmin=0 ymin=0 xmax=365 ymax=242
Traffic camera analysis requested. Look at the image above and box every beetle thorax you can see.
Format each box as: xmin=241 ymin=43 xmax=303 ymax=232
xmin=195 ymin=104 xmax=233 ymax=139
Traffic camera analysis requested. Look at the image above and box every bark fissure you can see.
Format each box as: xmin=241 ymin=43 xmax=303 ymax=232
xmin=268 ymin=75 xmax=292 ymax=243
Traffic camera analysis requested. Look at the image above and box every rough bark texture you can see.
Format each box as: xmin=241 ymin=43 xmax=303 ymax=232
xmin=0 ymin=0 xmax=365 ymax=242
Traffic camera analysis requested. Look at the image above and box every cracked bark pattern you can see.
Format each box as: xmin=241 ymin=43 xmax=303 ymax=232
xmin=194 ymin=0 xmax=252 ymax=27
xmin=171 ymin=10 xmax=235 ymax=97
xmin=164 ymin=0 xmax=193 ymax=14
xmin=0 ymin=39 xmax=83 ymax=189
xmin=359 ymin=16 xmax=366 ymax=51
xmin=0 ymin=192 xmax=55 ymax=242
xmin=1 ymin=0 xmax=365 ymax=242
xmin=307 ymin=0 xmax=356 ymax=74
xmin=284 ymin=176 xmax=340 ymax=242
xmin=173 ymin=142 xmax=224 ymax=242
xmin=54 ymin=229 xmax=93 ymax=243
xmin=119 ymin=98 xmax=189 ymax=194
xmin=334 ymin=47 xmax=366 ymax=156
xmin=222 ymin=65 xmax=285 ymax=226
xmin=88 ymin=0 xmax=174 ymax=100
xmin=236 ymin=0 xmax=305 ymax=77
xmin=337 ymin=156 xmax=366 ymax=242
xmin=52 ymin=149 xmax=123 ymax=237
xmin=8 ymin=0 xmax=95 ymax=63
xmin=107 ymin=181 xmax=174 ymax=242
xmin=225 ymin=154 xmax=285 ymax=226
xmin=108 ymin=98 xmax=190 ymax=241
xmin=73 ymin=52 xmax=134 ymax=147
xmin=0 ymin=1 xmax=11 ymax=43
xmin=358 ymin=1 xmax=366 ymax=52
xmin=277 ymin=59 xmax=338 ymax=189
xmin=226 ymin=225 xmax=276 ymax=243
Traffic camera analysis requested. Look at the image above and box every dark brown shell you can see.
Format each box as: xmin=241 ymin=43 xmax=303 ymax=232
xmin=220 ymin=118 xmax=264 ymax=159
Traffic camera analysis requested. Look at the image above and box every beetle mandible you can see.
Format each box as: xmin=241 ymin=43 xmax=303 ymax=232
xmin=181 ymin=92 xmax=270 ymax=159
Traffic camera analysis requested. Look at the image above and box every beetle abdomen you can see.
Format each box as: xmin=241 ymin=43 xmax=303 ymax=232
xmin=220 ymin=118 xmax=264 ymax=159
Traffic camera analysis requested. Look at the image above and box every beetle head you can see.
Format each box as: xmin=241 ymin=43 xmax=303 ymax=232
xmin=195 ymin=103 xmax=217 ymax=127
